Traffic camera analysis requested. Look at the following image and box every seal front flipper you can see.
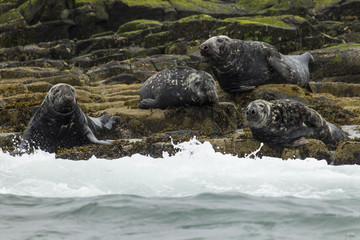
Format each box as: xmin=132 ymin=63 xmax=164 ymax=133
xmin=92 ymin=114 xmax=120 ymax=130
xmin=227 ymin=85 xmax=256 ymax=93
xmin=268 ymin=55 xmax=293 ymax=82
xmin=138 ymin=98 xmax=160 ymax=109
xmin=85 ymin=126 xmax=114 ymax=145
xmin=283 ymin=137 xmax=309 ymax=147
xmin=305 ymin=83 xmax=314 ymax=93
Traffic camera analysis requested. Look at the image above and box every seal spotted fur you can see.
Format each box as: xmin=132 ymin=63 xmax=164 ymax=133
xmin=21 ymin=83 xmax=119 ymax=153
xmin=200 ymin=35 xmax=314 ymax=93
xmin=138 ymin=66 xmax=218 ymax=109
xmin=245 ymin=99 xmax=348 ymax=146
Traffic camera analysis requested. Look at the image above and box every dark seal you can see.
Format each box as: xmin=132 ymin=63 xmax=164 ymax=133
xmin=200 ymin=35 xmax=314 ymax=93
xmin=21 ymin=83 xmax=119 ymax=153
xmin=138 ymin=66 xmax=218 ymax=109
xmin=245 ymin=99 xmax=348 ymax=146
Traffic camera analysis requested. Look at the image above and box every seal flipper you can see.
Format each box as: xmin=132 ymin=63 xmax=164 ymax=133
xmin=268 ymin=55 xmax=293 ymax=82
xmin=85 ymin=126 xmax=114 ymax=144
xmin=305 ymin=83 xmax=314 ymax=93
xmin=138 ymin=98 xmax=161 ymax=109
xmin=283 ymin=137 xmax=309 ymax=147
xmin=327 ymin=122 xmax=349 ymax=143
xmin=227 ymin=85 xmax=256 ymax=93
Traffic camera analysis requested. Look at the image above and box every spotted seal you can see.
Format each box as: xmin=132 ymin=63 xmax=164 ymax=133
xmin=200 ymin=35 xmax=314 ymax=93
xmin=21 ymin=83 xmax=119 ymax=153
xmin=245 ymin=99 xmax=348 ymax=146
xmin=138 ymin=66 xmax=218 ymax=109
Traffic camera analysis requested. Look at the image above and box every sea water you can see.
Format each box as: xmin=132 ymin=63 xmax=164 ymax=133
xmin=1 ymin=139 xmax=360 ymax=240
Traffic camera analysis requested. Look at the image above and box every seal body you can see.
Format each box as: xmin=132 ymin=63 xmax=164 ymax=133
xmin=22 ymin=83 xmax=119 ymax=153
xmin=200 ymin=35 xmax=314 ymax=92
xmin=245 ymin=99 xmax=348 ymax=146
xmin=138 ymin=66 xmax=218 ymax=109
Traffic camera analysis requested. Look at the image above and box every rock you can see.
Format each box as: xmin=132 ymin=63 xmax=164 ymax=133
xmin=310 ymin=82 xmax=360 ymax=97
xmin=317 ymin=0 xmax=360 ymax=21
xmin=310 ymin=43 xmax=360 ymax=80
xmin=206 ymin=137 xmax=280 ymax=158
xmin=281 ymin=139 xmax=331 ymax=162
xmin=333 ymin=142 xmax=360 ymax=165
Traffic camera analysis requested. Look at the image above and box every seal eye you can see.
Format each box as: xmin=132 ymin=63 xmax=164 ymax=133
xmin=217 ymin=38 xmax=224 ymax=43
xmin=54 ymin=89 xmax=60 ymax=94
xmin=71 ymin=88 xmax=75 ymax=93
xmin=259 ymin=104 xmax=265 ymax=108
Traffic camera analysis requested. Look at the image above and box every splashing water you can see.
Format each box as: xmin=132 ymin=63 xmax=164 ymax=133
xmin=1 ymin=139 xmax=360 ymax=199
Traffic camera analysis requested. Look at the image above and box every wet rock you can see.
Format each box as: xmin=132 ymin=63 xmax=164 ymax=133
xmin=281 ymin=139 xmax=331 ymax=162
xmin=205 ymin=138 xmax=280 ymax=158
xmin=310 ymin=82 xmax=360 ymax=97
xmin=310 ymin=43 xmax=360 ymax=80
xmin=333 ymin=142 xmax=360 ymax=165
xmin=0 ymin=39 xmax=75 ymax=61
xmin=317 ymin=0 xmax=360 ymax=21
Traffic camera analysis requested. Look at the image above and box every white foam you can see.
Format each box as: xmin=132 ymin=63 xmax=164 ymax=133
xmin=1 ymin=139 xmax=360 ymax=199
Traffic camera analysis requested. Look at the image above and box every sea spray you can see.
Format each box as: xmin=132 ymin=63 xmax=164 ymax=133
xmin=0 ymin=139 xmax=360 ymax=199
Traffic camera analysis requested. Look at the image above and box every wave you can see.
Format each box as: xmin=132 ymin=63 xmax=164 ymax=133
xmin=1 ymin=139 xmax=360 ymax=199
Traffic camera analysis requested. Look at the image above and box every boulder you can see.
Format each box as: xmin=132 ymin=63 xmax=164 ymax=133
xmin=333 ymin=142 xmax=360 ymax=165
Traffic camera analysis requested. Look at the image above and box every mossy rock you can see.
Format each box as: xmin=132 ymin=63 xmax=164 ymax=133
xmin=204 ymin=137 xmax=279 ymax=158
xmin=333 ymin=142 xmax=360 ymax=165
xmin=310 ymin=82 xmax=360 ymax=97
xmin=117 ymin=19 xmax=163 ymax=34
xmin=235 ymin=0 xmax=338 ymax=15
xmin=310 ymin=43 xmax=360 ymax=79
xmin=0 ymin=8 xmax=24 ymax=25
xmin=281 ymin=139 xmax=331 ymax=162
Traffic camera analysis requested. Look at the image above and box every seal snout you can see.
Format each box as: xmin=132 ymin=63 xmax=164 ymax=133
xmin=245 ymin=106 xmax=257 ymax=118
xmin=200 ymin=44 xmax=209 ymax=51
xmin=199 ymin=43 xmax=211 ymax=56
xmin=62 ymin=94 xmax=76 ymax=105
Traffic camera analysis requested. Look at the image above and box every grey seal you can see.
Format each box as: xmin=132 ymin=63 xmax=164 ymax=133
xmin=200 ymin=35 xmax=314 ymax=93
xmin=138 ymin=66 xmax=218 ymax=109
xmin=21 ymin=83 xmax=119 ymax=153
xmin=245 ymin=99 xmax=348 ymax=146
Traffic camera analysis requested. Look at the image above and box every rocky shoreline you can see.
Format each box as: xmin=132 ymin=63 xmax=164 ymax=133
xmin=0 ymin=0 xmax=360 ymax=164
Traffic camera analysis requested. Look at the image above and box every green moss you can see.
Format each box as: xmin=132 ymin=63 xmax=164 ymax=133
xmin=122 ymin=0 xmax=171 ymax=7
xmin=177 ymin=14 xmax=215 ymax=23
xmin=328 ymin=53 xmax=343 ymax=65
xmin=0 ymin=9 xmax=23 ymax=25
xmin=117 ymin=19 xmax=162 ymax=34
xmin=90 ymin=31 xmax=114 ymax=38
xmin=224 ymin=16 xmax=296 ymax=29
xmin=324 ymin=43 xmax=360 ymax=50
xmin=236 ymin=0 xmax=337 ymax=12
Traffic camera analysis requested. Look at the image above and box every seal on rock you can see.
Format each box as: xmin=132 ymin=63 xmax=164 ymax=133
xmin=138 ymin=66 xmax=218 ymax=109
xmin=245 ymin=99 xmax=348 ymax=146
xmin=21 ymin=83 xmax=119 ymax=153
xmin=200 ymin=35 xmax=314 ymax=93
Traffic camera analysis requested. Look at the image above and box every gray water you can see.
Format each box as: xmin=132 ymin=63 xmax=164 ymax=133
xmin=1 ymin=139 xmax=360 ymax=240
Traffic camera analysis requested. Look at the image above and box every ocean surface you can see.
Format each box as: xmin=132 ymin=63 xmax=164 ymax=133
xmin=1 ymin=138 xmax=360 ymax=240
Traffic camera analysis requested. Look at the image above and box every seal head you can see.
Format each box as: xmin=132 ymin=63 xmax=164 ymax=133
xmin=47 ymin=83 xmax=77 ymax=114
xmin=199 ymin=35 xmax=232 ymax=64
xmin=245 ymin=100 xmax=272 ymax=129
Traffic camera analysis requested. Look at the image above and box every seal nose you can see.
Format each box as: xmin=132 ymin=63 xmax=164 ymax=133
xmin=62 ymin=94 xmax=75 ymax=106
xmin=245 ymin=107 xmax=256 ymax=117
xmin=199 ymin=44 xmax=209 ymax=52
